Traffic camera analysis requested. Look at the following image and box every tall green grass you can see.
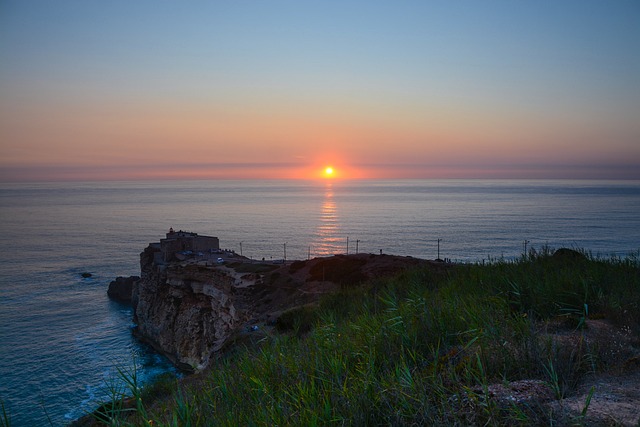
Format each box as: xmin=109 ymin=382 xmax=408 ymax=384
xmin=0 ymin=399 xmax=10 ymax=427
xmin=87 ymin=250 xmax=640 ymax=426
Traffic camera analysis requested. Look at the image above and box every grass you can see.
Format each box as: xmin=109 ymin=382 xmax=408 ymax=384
xmin=78 ymin=249 xmax=640 ymax=425
xmin=0 ymin=400 xmax=10 ymax=427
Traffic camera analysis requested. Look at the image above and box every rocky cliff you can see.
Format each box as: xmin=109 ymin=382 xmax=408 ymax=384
xmin=132 ymin=242 xmax=431 ymax=372
xmin=132 ymin=246 xmax=252 ymax=371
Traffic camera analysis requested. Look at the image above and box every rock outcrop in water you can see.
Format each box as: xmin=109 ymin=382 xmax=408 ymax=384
xmin=131 ymin=235 xmax=432 ymax=372
xmin=107 ymin=276 xmax=139 ymax=303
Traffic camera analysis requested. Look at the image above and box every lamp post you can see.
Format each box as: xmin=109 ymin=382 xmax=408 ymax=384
xmin=346 ymin=236 xmax=349 ymax=255
xmin=437 ymin=238 xmax=442 ymax=260
xmin=356 ymin=239 xmax=359 ymax=254
xmin=523 ymin=240 xmax=530 ymax=258
xmin=283 ymin=242 xmax=287 ymax=263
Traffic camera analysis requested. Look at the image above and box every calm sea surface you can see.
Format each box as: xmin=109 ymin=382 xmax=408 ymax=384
xmin=1 ymin=179 xmax=639 ymax=425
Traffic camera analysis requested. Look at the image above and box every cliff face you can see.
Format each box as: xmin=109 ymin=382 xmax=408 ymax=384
xmin=132 ymin=246 xmax=247 ymax=371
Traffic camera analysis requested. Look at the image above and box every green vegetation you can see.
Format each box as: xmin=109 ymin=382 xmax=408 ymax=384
xmin=95 ymin=249 xmax=640 ymax=425
xmin=1 ymin=399 xmax=10 ymax=427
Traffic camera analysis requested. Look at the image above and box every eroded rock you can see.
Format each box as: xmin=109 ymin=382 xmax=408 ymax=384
xmin=107 ymin=276 xmax=139 ymax=303
xmin=132 ymin=246 xmax=245 ymax=371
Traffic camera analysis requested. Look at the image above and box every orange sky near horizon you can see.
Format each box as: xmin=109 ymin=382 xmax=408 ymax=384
xmin=2 ymin=92 xmax=637 ymax=182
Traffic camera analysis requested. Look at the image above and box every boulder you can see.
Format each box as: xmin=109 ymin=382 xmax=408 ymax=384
xmin=107 ymin=276 xmax=139 ymax=303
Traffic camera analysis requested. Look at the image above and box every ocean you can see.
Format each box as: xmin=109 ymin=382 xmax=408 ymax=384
xmin=0 ymin=179 xmax=639 ymax=426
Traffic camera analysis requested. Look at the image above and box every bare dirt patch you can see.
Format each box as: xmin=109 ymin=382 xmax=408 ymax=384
xmin=545 ymin=319 xmax=640 ymax=426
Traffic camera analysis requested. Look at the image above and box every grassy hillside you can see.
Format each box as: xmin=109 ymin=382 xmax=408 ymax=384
xmin=78 ymin=249 xmax=640 ymax=426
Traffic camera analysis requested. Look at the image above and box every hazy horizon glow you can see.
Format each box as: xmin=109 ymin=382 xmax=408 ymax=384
xmin=1 ymin=1 xmax=639 ymax=182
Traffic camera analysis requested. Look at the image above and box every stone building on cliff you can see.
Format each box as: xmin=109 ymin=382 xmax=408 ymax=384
xmin=159 ymin=228 xmax=220 ymax=262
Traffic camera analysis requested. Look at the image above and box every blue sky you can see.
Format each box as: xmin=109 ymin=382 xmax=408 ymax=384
xmin=1 ymin=1 xmax=639 ymax=180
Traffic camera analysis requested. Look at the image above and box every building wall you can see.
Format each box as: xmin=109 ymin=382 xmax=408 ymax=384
xmin=191 ymin=236 xmax=220 ymax=252
xmin=159 ymin=233 xmax=220 ymax=262
xmin=160 ymin=238 xmax=183 ymax=262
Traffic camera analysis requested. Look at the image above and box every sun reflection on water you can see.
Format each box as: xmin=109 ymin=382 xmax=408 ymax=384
xmin=313 ymin=183 xmax=345 ymax=256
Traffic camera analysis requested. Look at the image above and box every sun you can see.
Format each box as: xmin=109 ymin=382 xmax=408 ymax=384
xmin=324 ymin=166 xmax=335 ymax=177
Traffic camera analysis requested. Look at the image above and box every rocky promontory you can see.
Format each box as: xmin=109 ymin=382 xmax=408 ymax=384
xmin=132 ymin=245 xmax=245 ymax=371
xmin=128 ymin=234 xmax=589 ymax=373
xmin=130 ymin=233 xmax=433 ymax=371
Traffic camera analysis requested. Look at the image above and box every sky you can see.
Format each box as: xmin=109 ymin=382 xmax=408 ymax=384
xmin=1 ymin=1 xmax=639 ymax=181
